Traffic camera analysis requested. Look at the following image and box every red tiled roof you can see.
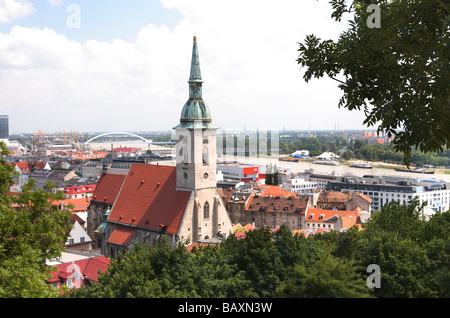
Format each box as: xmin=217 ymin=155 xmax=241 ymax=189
xmin=51 ymin=198 xmax=90 ymax=211
xmin=306 ymin=208 xmax=362 ymax=229
xmin=253 ymin=185 xmax=297 ymax=198
xmin=81 ymin=257 xmax=110 ymax=282
xmin=13 ymin=161 xmax=30 ymax=172
xmin=64 ymin=184 xmax=96 ymax=194
xmin=107 ymin=164 xmax=192 ymax=235
xmin=306 ymin=208 xmax=341 ymax=222
xmin=48 ymin=256 xmax=110 ymax=284
xmin=108 ymin=226 xmax=137 ymax=246
xmin=91 ymin=173 xmax=126 ymax=205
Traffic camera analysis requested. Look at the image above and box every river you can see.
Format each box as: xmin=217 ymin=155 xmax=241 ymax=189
xmin=220 ymin=155 xmax=450 ymax=183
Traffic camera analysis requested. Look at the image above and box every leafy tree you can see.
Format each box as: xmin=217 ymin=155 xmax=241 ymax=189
xmin=0 ymin=142 xmax=72 ymax=297
xmin=297 ymin=0 xmax=450 ymax=165
xmin=343 ymin=150 xmax=353 ymax=160
xmin=73 ymin=240 xmax=255 ymax=298
xmin=357 ymin=200 xmax=450 ymax=297
xmin=221 ymin=226 xmax=371 ymax=298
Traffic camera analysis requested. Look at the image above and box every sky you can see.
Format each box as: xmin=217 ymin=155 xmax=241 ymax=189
xmin=0 ymin=0 xmax=369 ymax=134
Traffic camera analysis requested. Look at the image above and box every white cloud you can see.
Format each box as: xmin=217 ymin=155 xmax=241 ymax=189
xmin=0 ymin=0 xmax=35 ymax=24
xmin=48 ymin=0 xmax=63 ymax=6
xmin=0 ymin=0 xmax=367 ymax=133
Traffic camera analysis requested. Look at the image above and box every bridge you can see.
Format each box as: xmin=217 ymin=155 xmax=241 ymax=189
xmin=84 ymin=131 xmax=175 ymax=145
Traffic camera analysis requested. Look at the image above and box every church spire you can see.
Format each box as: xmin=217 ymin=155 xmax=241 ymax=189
xmin=188 ymin=36 xmax=203 ymax=99
xmin=189 ymin=36 xmax=203 ymax=85
xmin=174 ymin=36 xmax=216 ymax=129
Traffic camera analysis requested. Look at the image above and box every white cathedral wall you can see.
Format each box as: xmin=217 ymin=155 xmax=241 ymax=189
xmin=177 ymin=188 xmax=233 ymax=244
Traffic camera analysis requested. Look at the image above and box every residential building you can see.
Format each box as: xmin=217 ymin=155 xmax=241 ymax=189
xmin=283 ymin=178 xmax=318 ymax=194
xmin=218 ymin=187 xmax=254 ymax=224
xmin=65 ymin=213 xmax=93 ymax=252
xmin=317 ymin=190 xmax=372 ymax=213
xmin=63 ymin=184 xmax=96 ymax=200
xmin=82 ymin=158 xmax=141 ymax=178
xmin=46 ymin=254 xmax=110 ymax=290
xmin=29 ymin=169 xmax=53 ymax=190
xmin=10 ymin=161 xmax=30 ymax=192
xmin=245 ymin=192 xmax=310 ymax=231
xmin=32 ymin=161 xmax=51 ymax=171
xmin=304 ymin=207 xmax=364 ymax=233
xmin=297 ymin=169 xmax=340 ymax=190
xmin=47 ymin=169 xmax=78 ymax=190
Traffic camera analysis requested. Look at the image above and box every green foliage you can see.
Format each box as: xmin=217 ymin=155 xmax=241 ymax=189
xmin=73 ymin=239 xmax=254 ymax=298
xmin=0 ymin=142 xmax=72 ymax=297
xmin=297 ymin=0 xmax=450 ymax=165
xmin=72 ymin=204 xmax=449 ymax=298
xmin=354 ymin=200 xmax=449 ymax=297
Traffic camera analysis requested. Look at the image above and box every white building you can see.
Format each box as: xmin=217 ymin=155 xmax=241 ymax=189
xmin=217 ymin=163 xmax=265 ymax=183
xmin=66 ymin=214 xmax=93 ymax=252
xmin=283 ymin=178 xmax=318 ymax=194
xmin=328 ymin=176 xmax=450 ymax=213
xmin=298 ymin=169 xmax=340 ymax=190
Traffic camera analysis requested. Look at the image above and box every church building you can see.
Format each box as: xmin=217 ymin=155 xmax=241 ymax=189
xmin=88 ymin=37 xmax=233 ymax=258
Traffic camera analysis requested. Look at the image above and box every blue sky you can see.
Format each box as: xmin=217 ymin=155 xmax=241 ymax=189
xmin=0 ymin=0 xmax=183 ymax=42
xmin=0 ymin=0 xmax=368 ymax=134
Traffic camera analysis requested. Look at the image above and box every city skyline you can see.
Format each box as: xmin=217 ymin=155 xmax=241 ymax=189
xmin=0 ymin=0 xmax=369 ymax=134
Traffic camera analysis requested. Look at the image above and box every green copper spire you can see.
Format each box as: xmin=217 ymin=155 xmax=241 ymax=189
xmin=174 ymin=36 xmax=217 ymax=130
xmin=189 ymin=36 xmax=203 ymax=84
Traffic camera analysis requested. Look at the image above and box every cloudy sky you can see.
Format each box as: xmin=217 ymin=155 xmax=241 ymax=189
xmin=0 ymin=0 xmax=368 ymax=134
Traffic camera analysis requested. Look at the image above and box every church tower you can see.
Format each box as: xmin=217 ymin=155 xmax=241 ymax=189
xmin=174 ymin=36 xmax=218 ymax=192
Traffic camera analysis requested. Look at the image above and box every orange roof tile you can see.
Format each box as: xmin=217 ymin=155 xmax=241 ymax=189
xmin=51 ymin=198 xmax=91 ymax=211
xmin=253 ymin=185 xmax=297 ymax=198
xmin=107 ymin=164 xmax=191 ymax=235
xmin=108 ymin=225 xmax=137 ymax=246
xmin=91 ymin=173 xmax=126 ymax=205
xmin=306 ymin=208 xmax=362 ymax=230
xmin=13 ymin=161 xmax=30 ymax=172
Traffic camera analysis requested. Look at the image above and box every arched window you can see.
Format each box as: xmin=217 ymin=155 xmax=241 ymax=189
xmin=202 ymin=146 xmax=209 ymax=166
xmin=204 ymin=201 xmax=210 ymax=219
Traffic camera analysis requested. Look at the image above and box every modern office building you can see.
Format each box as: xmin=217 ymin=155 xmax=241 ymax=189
xmin=0 ymin=115 xmax=8 ymax=142
xmin=327 ymin=174 xmax=450 ymax=213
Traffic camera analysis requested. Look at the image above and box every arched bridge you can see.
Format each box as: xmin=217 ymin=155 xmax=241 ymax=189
xmin=84 ymin=131 xmax=175 ymax=145
xmin=84 ymin=132 xmax=151 ymax=144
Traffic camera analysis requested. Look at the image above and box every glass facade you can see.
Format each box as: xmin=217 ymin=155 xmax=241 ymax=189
xmin=0 ymin=115 xmax=8 ymax=139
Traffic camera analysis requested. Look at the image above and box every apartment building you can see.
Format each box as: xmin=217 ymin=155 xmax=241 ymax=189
xmin=327 ymin=175 xmax=450 ymax=213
